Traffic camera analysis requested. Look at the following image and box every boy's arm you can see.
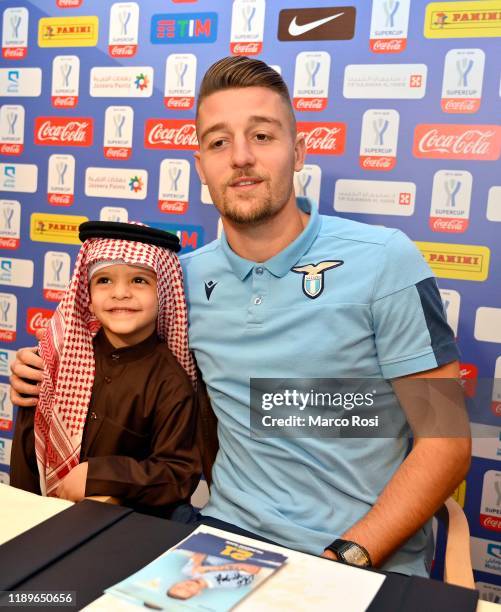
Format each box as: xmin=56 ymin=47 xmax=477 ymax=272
xmin=84 ymin=374 xmax=202 ymax=512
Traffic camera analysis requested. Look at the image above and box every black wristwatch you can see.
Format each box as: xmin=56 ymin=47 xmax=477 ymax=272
xmin=325 ymin=539 xmax=372 ymax=568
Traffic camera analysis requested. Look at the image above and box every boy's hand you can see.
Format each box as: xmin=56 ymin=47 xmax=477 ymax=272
xmin=56 ymin=462 xmax=88 ymax=502
xmin=10 ymin=346 xmax=45 ymax=407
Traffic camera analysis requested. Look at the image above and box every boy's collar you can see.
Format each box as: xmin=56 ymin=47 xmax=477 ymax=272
xmin=94 ymin=328 xmax=161 ymax=363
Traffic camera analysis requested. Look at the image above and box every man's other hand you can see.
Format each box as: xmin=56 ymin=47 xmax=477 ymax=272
xmin=10 ymin=346 xmax=45 ymax=407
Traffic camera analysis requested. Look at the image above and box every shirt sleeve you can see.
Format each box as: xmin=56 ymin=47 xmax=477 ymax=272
xmin=371 ymin=230 xmax=460 ymax=379
xmin=85 ymin=370 xmax=202 ymax=514
xmin=9 ymin=406 xmax=41 ymax=494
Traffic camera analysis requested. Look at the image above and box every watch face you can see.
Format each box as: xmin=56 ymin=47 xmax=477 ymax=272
xmin=342 ymin=545 xmax=370 ymax=567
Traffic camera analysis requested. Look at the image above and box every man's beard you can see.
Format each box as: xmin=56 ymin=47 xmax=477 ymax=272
xmin=217 ymin=180 xmax=292 ymax=226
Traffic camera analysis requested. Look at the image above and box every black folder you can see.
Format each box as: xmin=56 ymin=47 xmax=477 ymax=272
xmin=0 ymin=500 xmax=132 ymax=591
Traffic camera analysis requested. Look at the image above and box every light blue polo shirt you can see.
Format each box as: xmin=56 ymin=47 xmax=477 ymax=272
xmin=181 ymin=198 xmax=458 ymax=576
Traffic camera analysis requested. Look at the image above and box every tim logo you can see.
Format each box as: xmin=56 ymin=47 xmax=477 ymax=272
xmin=151 ymin=13 xmax=217 ymax=44
xmin=149 ymin=222 xmax=204 ymax=253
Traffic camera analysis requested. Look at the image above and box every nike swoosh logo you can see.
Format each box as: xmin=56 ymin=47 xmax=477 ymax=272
xmin=288 ymin=12 xmax=344 ymax=37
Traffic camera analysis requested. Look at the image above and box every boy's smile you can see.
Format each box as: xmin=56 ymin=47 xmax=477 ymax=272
xmin=89 ymin=263 xmax=158 ymax=348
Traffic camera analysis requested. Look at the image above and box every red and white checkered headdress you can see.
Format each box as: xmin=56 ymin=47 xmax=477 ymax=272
xmin=34 ymin=225 xmax=196 ymax=496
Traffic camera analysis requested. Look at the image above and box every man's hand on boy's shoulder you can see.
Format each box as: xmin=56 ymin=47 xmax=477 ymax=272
xmin=10 ymin=344 xmax=45 ymax=407
xmin=56 ymin=462 xmax=88 ymax=502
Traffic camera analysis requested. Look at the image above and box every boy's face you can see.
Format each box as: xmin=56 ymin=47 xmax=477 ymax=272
xmin=195 ymin=86 xmax=305 ymax=226
xmin=89 ymin=264 xmax=158 ymax=349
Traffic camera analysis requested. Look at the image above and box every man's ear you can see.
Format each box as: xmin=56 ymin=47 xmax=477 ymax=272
xmin=194 ymin=151 xmax=207 ymax=185
xmin=294 ymin=133 xmax=306 ymax=172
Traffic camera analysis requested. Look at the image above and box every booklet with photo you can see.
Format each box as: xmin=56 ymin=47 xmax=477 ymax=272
xmin=105 ymin=529 xmax=288 ymax=611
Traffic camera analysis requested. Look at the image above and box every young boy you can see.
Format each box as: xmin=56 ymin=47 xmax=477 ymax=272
xmin=11 ymin=221 xmax=202 ymax=519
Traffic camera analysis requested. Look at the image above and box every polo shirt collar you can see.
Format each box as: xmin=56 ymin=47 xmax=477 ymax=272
xmin=220 ymin=197 xmax=321 ymax=280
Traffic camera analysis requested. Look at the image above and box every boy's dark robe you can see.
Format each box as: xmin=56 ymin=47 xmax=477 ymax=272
xmin=11 ymin=330 xmax=206 ymax=518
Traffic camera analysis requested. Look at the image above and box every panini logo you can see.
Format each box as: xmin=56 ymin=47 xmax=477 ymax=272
xmin=424 ymin=1 xmax=501 ymax=38
xmin=415 ymin=241 xmax=490 ymax=281
xmin=38 ymin=16 xmax=99 ymax=47
xmin=30 ymin=213 xmax=88 ymax=245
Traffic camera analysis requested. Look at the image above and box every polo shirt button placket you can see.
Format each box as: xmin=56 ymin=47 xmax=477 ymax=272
xmin=248 ymin=266 xmax=268 ymax=326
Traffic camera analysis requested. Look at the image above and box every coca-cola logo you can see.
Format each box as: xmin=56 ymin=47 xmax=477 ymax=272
xmin=165 ymin=97 xmax=194 ymax=109
xmin=26 ymin=308 xmax=53 ymax=335
xmin=413 ymin=124 xmax=501 ymax=160
xmin=104 ymin=147 xmax=130 ymax=159
xmin=3 ymin=48 xmax=26 ymax=58
xmin=0 ymin=144 xmax=22 ymax=155
xmin=372 ymin=38 xmax=406 ymax=53
xmin=430 ymin=217 xmax=468 ymax=232
xmin=109 ymin=45 xmax=136 ymax=57
xmin=481 ymin=515 xmax=501 ymax=531
xmin=0 ymin=238 xmax=19 ymax=249
xmin=370 ymin=39 xmax=405 ymax=52
xmin=442 ymin=99 xmax=478 ymax=113
xmin=231 ymin=42 xmax=261 ymax=55
xmin=34 ymin=117 xmax=93 ymax=147
xmin=459 ymin=363 xmax=477 ymax=379
xmin=360 ymin=156 xmax=394 ymax=169
xmin=296 ymin=122 xmax=346 ymax=155
xmin=294 ymin=98 xmax=326 ymax=111
xmin=145 ymin=119 xmax=198 ymax=150
xmin=52 ymin=96 xmax=77 ymax=108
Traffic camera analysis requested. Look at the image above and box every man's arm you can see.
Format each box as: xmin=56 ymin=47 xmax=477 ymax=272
xmin=10 ymin=346 xmax=44 ymax=407
xmin=322 ymin=360 xmax=471 ymax=567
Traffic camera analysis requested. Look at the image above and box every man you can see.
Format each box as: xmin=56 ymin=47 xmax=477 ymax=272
xmin=11 ymin=56 xmax=470 ymax=576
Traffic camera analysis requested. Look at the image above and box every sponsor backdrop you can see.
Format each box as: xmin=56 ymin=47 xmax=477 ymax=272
xmin=0 ymin=0 xmax=500 ymax=592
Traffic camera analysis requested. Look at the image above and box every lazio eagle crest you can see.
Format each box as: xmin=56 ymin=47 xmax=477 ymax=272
xmin=292 ymin=260 xmax=344 ymax=299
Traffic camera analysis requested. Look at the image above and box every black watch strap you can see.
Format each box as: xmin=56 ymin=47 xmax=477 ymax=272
xmin=326 ymin=539 xmax=372 ymax=568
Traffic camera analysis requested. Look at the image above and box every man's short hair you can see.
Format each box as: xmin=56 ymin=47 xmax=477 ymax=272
xmin=196 ymin=56 xmax=295 ymax=128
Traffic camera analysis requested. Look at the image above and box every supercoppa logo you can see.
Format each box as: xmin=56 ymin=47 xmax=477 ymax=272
xmin=34 ymin=117 xmax=93 ymax=146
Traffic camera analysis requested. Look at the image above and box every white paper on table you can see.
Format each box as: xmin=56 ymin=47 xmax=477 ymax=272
xmin=0 ymin=483 xmax=73 ymax=545
xmin=84 ymin=525 xmax=386 ymax=612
